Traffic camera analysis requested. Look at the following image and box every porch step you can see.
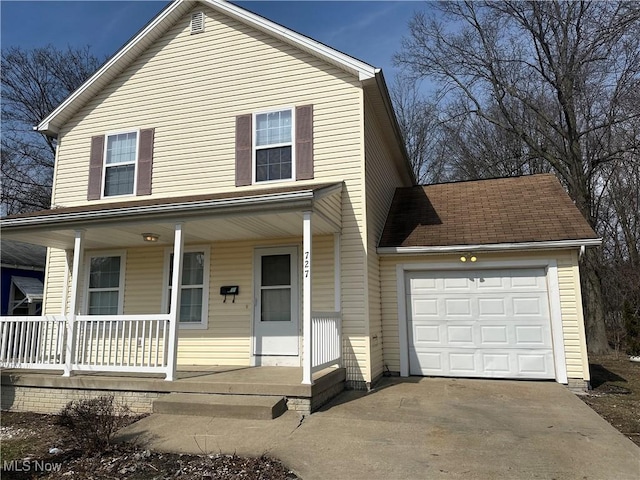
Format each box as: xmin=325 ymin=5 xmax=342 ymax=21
xmin=152 ymin=393 xmax=287 ymax=420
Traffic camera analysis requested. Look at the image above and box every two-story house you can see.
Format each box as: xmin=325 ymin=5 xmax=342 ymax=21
xmin=1 ymin=0 xmax=599 ymax=416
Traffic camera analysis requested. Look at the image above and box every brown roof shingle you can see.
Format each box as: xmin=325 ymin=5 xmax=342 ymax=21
xmin=379 ymin=174 xmax=598 ymax=248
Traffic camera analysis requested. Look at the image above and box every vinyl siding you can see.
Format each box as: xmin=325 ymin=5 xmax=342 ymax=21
xmin=363 ymin=96 xmax=412 ymax=383
xmin=46 ymin=236 xmax=336 ymax=366
xmin=43 ymin=248 xmax=68 ymax=315
xmin=379 ymin=250 xmax=590 ymax=381
xmin=52 ymin=6 xmax=363 ymax=206
xmin=49 ymin=5 xmax=370 ymax=382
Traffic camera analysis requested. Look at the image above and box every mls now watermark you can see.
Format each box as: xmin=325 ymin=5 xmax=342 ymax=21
xmin=3 ymin=460 xmax=62 ymax=473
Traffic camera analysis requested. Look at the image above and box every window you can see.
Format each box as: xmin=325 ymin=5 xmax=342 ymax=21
xmin=165 ymin=247 xmax=210 ymax=328
xmin=86 ymin=254 xmax=125 ymax=315
xmin=254 ymin=109 xmax=293 ymax=182
xmin=103 ymin=131 xmax=137 ymax=197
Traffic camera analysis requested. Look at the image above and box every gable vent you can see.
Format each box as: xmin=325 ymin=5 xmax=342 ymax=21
xmin=191 ymin=12 xmax=205 ymax=34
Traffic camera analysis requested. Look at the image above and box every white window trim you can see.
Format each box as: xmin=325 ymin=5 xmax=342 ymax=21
xmin=101 ymin=128 xmax=140 ymax=199
xmin=252 ymin=107 xmax=296 ymax=185
xmin=162 ymin=245 xmax=210 ymax=330
xmin=82 ymin=250 xmax=127 ymax=315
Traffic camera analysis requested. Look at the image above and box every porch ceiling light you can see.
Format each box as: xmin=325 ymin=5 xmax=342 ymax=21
xmin=142 ymin=233 xmax=160 ymax=242
xmin=460 ymin=254 xmax=478 ymax=263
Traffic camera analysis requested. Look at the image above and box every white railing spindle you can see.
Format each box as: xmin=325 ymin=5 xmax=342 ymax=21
xmin=311 ymin=312 xmax=342 ymax=373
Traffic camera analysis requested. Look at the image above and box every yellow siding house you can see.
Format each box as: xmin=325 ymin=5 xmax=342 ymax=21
xmin=1 ymin=0 xmax=599 ymax=414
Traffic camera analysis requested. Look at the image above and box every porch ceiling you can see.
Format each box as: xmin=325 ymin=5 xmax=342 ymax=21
xmin=1 ymin=183 xmax=342 ymax=250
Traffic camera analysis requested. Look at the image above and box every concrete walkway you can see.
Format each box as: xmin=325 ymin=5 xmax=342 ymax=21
xmin=118 ymin=377 xmax=640 ymax=479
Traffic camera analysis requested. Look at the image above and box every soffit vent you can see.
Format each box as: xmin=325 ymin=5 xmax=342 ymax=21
xmin=191 ymin=11 xmax=205 ymax=34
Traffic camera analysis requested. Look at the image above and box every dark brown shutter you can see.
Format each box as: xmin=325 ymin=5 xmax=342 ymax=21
xmin=87 ymin=135 xmax=105 ymax=200
xmin=235 ymin=114 xmax=252 ymax=186
xmin=296 ymin=105 xmax=314 ymax=180
xmin=137 ymin=128 xmax=155 ymax=196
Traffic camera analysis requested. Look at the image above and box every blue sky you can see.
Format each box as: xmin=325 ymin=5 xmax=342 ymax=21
xmin=1 ymin=1 xmax=431 ymax=85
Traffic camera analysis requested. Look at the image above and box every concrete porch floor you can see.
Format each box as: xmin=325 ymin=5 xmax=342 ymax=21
xmin=0 ymin=365 xmax=345 ymax=397
xmin=1 ymin=366 xmax=346 ymax=415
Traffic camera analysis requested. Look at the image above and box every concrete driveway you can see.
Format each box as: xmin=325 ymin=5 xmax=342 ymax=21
xmin=120 ymin=377 xmax=640 ymax=479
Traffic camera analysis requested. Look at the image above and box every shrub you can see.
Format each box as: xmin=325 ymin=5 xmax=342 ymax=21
xmin=58 ymin=395 xmax=132 ymax=454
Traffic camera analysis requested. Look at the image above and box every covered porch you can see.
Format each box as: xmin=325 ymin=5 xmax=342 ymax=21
xmin=0 ymin=183 xmax=344 ymax=388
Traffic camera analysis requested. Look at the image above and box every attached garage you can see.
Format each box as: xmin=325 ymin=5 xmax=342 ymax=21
xmin=406 ymin=268 xmax=555 ymax=379
xmin=377 ymin=174 xmax=601 ymax=389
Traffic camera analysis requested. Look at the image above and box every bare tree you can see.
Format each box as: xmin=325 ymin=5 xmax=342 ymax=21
xmin=1 ymin=45 xmax=102 ymax=215
xmin=395 ymin=1 xmax=640 ymax=354
xmin=390 ymin=75 xmax=446 ymax=183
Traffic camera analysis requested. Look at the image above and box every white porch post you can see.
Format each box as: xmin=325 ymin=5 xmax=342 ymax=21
xmin=64 ymin=229 xmax=84 ymax=376
xmin=166 ymin=223 xmax=184 ymax=381
xmin=302 ymin=211 xmax=313 ymax=385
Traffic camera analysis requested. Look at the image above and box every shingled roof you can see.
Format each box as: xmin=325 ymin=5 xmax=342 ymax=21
xmin=378 ymin=174 xmax=598 ymax=249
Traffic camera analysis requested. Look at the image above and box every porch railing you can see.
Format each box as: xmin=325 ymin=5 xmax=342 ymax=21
xmin=72 ymin=315 xmax=170 ymax=373
xmin=1 ymin=314 xmax=170 ymax=376
xmin=0 ymin=316 xmax=66 ymax=370
xmin=311 ymin=311 xmax=342 ymax=372
xmin=2 ymin=312 xmax=341 ymax=378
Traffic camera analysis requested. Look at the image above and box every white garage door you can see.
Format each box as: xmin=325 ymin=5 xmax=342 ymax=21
xmin=406 ymin=268 xmax=555 ymax=379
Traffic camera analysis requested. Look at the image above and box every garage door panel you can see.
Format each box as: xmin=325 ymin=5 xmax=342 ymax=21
xmin=413 ymin=298 xmax=438 ymax=316
xmin=410 ymin=348 xmax=555 ymax=378
xmin=478 ymin=297 xmax=507 ymax=316
xmin=414 ymin=325 xmax=440 ymax=343
xmin=480 ymin=325 xmax=509 ymax=344
xmin=447 ymin=325 xmax=474 ymax=343
xmin=443 ymin=276 xmax=472 ymax=290
xmin=406 ymin=268 xmax=555 ymax=380
xmin=444 ymin=298 xmax=472 ymax=316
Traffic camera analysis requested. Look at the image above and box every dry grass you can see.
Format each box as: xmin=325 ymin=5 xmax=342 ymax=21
xmin=581 ymin=354 xmax=640 ymax=446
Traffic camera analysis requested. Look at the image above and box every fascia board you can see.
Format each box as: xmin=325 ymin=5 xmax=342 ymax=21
xmin=377 ymin=238 xmax=603 ymax=255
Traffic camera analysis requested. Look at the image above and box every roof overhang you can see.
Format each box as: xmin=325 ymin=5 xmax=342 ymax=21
xmin=377 ymin=238 xmax=602 ymax=255
xmin=1 ymin=183 xmax=343 ymax=250
xmin=11 ymin=276 xmax=44 ymax=303
xmin=36 ymin=0 xmax=377 ymax=137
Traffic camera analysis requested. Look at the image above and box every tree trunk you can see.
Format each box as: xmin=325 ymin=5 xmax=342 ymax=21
xmin=580 ymin=249 xmax=611 ymax=354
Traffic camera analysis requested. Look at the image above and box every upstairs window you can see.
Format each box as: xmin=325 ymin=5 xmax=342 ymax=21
xmin=88 ymin=128 xmax=154 ymax=201
xmin=104 ymin=132 xmax=137 ymax=197
xmin=254 ymin=109 xmax=293 ymax=182
xmin=235 ymin=106 xmax=313 ymax=187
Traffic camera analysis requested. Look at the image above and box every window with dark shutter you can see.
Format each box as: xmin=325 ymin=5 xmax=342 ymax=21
xmin=137 ymin=128 xmax=155 ymax=196
xmin=295 ymin=105 xmax=314 ymax=180
xmin=236 ymin=114 xmax=252 ymax=186
xmin=87 ymin=135 xmax=105 ymax=200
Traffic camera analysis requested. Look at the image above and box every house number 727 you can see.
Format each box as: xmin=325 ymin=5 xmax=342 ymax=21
xmin=304 ymin=251 xmax=310 ymax=278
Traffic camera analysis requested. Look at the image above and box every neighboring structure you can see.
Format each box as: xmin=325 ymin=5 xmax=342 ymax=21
xmin=0 ymin=0 xmax=598 ymax=413
xmin=1 ymin=240 xmax=46 ymax=316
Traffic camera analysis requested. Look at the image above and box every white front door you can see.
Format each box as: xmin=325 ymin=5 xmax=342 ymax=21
xmin=254 ymin=247 xmax=299 ymax=360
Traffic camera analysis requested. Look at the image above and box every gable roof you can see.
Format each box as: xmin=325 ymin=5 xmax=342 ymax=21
xmin=378 ymin=174 xmax=600 ymax=252
xmin=36 ymin=0 xmax=378 ymax=137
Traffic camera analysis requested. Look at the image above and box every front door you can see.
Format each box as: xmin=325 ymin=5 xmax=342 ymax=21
xmin=254 ymin=247 xmax=299 ymax=361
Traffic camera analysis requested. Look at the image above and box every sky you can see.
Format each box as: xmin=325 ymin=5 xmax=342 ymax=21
xmin=0 ymin=1 xmax=433 ymax=86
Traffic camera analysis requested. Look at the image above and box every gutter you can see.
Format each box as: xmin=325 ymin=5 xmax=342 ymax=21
xmin=377 ymin=238 xmax=603 ymax=255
